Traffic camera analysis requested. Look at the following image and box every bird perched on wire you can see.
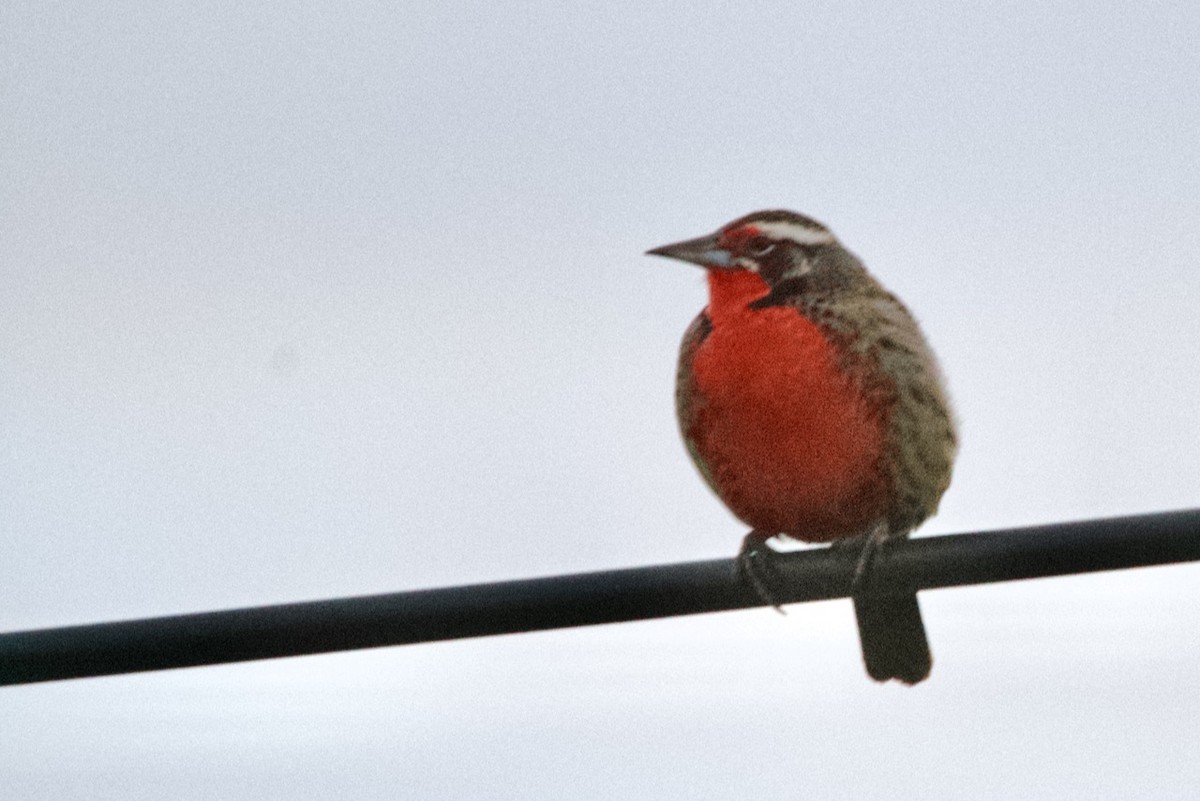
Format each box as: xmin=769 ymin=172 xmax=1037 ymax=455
xmin=648 ymin=210 xmax=957 ymax=684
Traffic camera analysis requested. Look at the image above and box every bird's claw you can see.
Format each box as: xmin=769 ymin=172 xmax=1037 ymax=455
xmin=738 ymin=530 xmax=787 ymax=615
xmin=849 ymin=523 xmax=890 ymax=595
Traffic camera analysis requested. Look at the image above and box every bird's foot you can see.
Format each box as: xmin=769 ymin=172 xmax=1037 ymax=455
xmin=738 ymin=530 xmax=787 ymax=615
xmin=848 ymin=523 xmax=891 ymax=595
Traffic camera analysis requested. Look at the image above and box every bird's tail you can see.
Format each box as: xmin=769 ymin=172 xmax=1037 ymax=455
xmin=853 ymin=591 xmax=932 ymax=684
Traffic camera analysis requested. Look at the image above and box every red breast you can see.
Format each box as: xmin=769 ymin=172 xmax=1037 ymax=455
xmin=686 ymin=270 xmax=890 ymax=540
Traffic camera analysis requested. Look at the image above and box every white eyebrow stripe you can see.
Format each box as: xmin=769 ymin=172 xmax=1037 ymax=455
xmin=752 ymin=220 xmax=836 ymax=245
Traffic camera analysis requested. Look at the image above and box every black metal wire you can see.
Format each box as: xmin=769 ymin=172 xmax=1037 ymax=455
xmin=2 ymin=508 xmax=1198 ymax=686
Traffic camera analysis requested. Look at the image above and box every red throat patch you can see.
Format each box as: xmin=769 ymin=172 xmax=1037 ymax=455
xmin=686 ymin=270 xmax=890 ymax=540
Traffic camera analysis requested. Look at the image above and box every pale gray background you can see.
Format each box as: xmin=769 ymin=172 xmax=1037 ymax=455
xmin=3 ymin=1 xmax=1200 ymax=798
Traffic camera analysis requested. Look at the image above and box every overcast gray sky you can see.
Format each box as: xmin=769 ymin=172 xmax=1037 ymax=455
xmin=4 ymin=1 xmax=1200 ymax=798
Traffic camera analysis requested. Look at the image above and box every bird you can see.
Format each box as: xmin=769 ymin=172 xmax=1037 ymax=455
xmin=647 ymin=210 xmax=957 ymax=684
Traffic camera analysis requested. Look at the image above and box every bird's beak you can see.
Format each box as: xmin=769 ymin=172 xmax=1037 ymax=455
xmin=645 ymin=232 xmax=732 ymax=269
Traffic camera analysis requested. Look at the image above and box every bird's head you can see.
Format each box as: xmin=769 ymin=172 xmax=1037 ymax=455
xmin=646 ymin=210 xmax=841 ymax=286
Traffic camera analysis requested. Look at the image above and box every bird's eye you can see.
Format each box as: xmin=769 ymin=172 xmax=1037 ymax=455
xmin=746 ymin=236 xmax=776 ymax=256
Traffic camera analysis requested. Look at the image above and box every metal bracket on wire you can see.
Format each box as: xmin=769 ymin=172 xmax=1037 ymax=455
xmin=2 ymin=508 xmax=1198 ymax=686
